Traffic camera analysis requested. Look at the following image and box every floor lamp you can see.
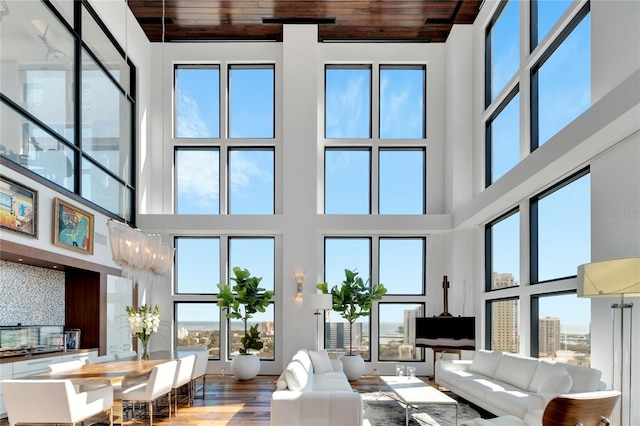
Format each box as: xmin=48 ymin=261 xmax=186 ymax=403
xmin=578 ymin=257 xmax=640 ymax=426
xmin=304 ymin=293 xmax=333 ymax=351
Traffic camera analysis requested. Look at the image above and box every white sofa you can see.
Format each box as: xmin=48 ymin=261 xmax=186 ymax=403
xmin=435 ymin=350 xmax=607 ymax=426
xmin=271 ymin=349 xmax=363 ymax=426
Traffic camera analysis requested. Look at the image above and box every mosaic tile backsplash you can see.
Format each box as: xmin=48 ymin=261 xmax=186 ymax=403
xmin=0 ymin=260 xmax=65 ymax=326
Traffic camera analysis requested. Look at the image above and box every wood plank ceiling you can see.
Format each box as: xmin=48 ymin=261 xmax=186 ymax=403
xmin=127 ymin=0 xmax=483 ymax=43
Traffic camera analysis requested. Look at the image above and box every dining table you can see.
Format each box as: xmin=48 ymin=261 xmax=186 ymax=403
xmin=31 ymin=359 xmax=169 ymax=386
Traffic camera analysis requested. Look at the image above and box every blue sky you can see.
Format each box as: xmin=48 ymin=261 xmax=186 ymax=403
xmin=174 ymin=2 xmax=592 ymax=329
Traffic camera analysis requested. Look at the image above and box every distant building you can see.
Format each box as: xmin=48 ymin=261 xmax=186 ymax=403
xmin=491 ymin=272 xmax=519 ymax=353
xmin=177 ymin=327 xmax=189 ymax=339
xmin=325 ymin=322 xmax=362 ymax=351
xmin=539 ymin=316 xmax=561 ymax=356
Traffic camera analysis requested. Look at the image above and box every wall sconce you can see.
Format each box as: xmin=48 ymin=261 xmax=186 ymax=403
xmin=293 ymin=271 xmax=307 ymax=301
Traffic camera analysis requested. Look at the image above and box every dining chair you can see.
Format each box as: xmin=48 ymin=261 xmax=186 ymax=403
xmin=115 ymin=350 xmax=138 ymax=360
xmin=191 ymin=350 xmax=209 ymax=400
xmin=2 ymin=379 xmax=114 ymax=426
xmin=171 ymin=355 xmax=196 ymax=414
xmin=120 ymin=360 xmax=177 ymax=426
xmin=86 ymin=353 xmax=116 ymax=364
xmin=48 ymin=359 xmax=83 ymax=373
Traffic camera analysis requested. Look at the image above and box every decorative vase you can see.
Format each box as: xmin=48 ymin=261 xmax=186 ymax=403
xmin=140 ymin=338 xmax=150 ymax=360
xmin=340 ymin=354 xmax=365 ymax=381
xmin=230 ymin=353 xmax=261 ymax=380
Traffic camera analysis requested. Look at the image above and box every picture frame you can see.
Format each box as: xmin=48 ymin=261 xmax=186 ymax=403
xmin=53 ymin=197 xmax=94 ymax=255
xmin=0 ymin=175 xmax=38 ymax=238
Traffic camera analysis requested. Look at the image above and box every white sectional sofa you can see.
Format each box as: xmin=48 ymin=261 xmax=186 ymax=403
xmin=435 ymin=350 xmax=607 ymax=426
xmin=271 ymin=349 xmax=363 ymax=426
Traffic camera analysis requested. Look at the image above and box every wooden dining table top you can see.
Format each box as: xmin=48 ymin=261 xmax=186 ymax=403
xmin=32 ymin=359 xmax=169 ymax=385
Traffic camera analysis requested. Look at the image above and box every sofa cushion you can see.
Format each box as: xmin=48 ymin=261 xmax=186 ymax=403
xmin=276 ymin=372 xmax=288 ymax=390
xmin=484 ymin=388 xmax=531 ymax=418
xmin=285 ymin=350 xmax=314 ymax=391
xmin=309 ymin=350 xmax=333 ymax=374
xmin=528 ymin=360 xmax=557 ymax=392
xmin=494 ymin=354 xmax=539 ymax=390
xmin=313 ymin=372 xmax=352 ymax=392
xmin=469 ymin=350 xmax=503 ymax=378
xmin=538 ymin=371 xmax=572 ymax=393
xmin=561 ymin=363 xmax=602 ymax=392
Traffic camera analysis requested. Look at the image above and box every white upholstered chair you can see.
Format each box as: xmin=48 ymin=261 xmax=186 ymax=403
xmin=48 ymin=359 xmax=83 ymax=373
xmin=191 ymin=350 xmax=209 ymax=400
xmin=115 ymin=350 xmax=137 ymax=360
xmin=2 ymin=379 xmax=114 ymax=426
xmin=86 ymin=353 xmax=116 ymax=364
xmin=171 ymin=355 xmax=196 ymax=413
xmin=120 ymin=360 xmax=177 ymax=426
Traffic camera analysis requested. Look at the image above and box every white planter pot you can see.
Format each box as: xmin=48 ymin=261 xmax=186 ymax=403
xmin=231 ymin=353 xmax=261 ymax=380
xmin=340 ymin=354 xmax=365 ymax=381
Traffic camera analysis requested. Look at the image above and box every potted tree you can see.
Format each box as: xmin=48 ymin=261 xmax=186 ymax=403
xmin=217 ymin=266 xmax=274 ymax=380
xmin=316 ymin=268 xmax=387 ymax=380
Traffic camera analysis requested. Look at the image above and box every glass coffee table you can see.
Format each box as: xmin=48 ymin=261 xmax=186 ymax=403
xmin=379 ymin=375 xmax=458 ymax=426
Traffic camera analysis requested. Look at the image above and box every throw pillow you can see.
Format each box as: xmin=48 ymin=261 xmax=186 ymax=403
xmin=276 ymin=372 xmax=288 ymax=390
xmin=538 ymin=370 xmax=573 ymax=394
xmin=308 ymin=350 xmax=333 ymax=373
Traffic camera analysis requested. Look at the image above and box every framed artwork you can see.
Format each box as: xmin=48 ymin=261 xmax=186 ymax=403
xmin=0 ymin=175 xmax=38 ymax=238
xmin=53 ymin=197 xmax=94 ymax=254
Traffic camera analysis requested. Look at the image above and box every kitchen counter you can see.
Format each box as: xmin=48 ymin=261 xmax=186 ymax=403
xmin=0 ymin=348 xmax=98 ymax=364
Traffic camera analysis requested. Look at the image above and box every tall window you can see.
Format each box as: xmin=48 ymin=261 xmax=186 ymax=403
xmin=486 ymin=90 xmax=520 ymax=186
xmin=175 ymin=302 xmax=220 ymax=359
xmin=229 ymin=65 xmax=275 ymax=138
xmin=176 ymin=148 xmax=220 ymax=214
xmin=324 ymin=238 xmax=371 ymax=359
xmin=175 ymin=65 xmax=220 ymax=138
xmin=532 ymin=292 xmax=591 ymax=366
xmin=325 ymin=66 xmax=371 ymax=138
xmin=486 ymin=209 xmax=520 ymax=291
xmin=228 ymin=148 xmax=274 ymax=214
xmin=0 ymin=0 xmax=135 ymax=221
xmin=378 ymin=303 xmax=425 ymax=361
xmin=531 ymin=0 xmax=572 ymax=49
xmin=532 ymin=6 xmax=590 ymax=149
xmin=486 ymin=0 xmax=520 ymax=105
xmin=379 ymin=149 xmax=425 ymax=214
xmin=531 ymin=170 xmax=590 ymax=283
xmin=175 ymin=237 xmax=220 ymax=294
xmin=325 ymin=149 xmax=370 ymax=214
xmin=379 ymin=65 xmax=425 ymax=139
xmin=379 ymin=238 xmax=425 ymax=295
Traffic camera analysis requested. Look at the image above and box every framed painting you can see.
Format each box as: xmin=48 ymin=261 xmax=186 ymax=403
xmin=0 ymin=175 xmax=38 ymax=238
xmin=53 ymin=197 xmax=94 ymax=254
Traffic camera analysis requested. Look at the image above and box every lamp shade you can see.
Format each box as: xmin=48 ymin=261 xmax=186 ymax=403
xmin=304 ymin=293 xmax=333 ymax=310
xmin=577 ymin=257 xmax=640 ymax=298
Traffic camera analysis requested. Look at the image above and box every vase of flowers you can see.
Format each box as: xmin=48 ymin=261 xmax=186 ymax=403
xmin=125 ymin=304 xmax=160 ymax=360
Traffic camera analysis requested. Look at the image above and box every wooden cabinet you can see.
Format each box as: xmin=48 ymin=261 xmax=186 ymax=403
xmin=106 ymin=275 xmax=133 ymax=355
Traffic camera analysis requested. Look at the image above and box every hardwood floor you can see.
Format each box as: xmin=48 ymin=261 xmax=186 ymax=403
xmin=0 ymin=374 xmax=385 ymax=426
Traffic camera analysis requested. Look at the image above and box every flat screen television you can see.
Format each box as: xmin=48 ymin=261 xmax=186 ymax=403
xmin=415 ymin=316 xmax=476 ymax=350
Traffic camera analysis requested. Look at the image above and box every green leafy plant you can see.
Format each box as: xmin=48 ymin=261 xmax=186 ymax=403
xmin=316 ymin=268 xmax=387 ymax=356
xmin=217 ymin=267 xmax=274 ymax=355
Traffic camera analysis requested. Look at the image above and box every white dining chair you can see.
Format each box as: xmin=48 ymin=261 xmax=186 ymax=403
xmin=120 ymin=360 xmax=177 ymax=426
xmin=2 ymin=379 xmax=114 ymax=426
xmin=191 ymin=350 xmax=209 ymax=400
xmin=86 ymin=353 xmax=116 ymax=364
xmin=171 ymin=355 xmax=196 ymax=414
xmin=48 ymin=359 xmax=84 ymax=373
xmin=115 ymin=350 xmax=138 ymax=360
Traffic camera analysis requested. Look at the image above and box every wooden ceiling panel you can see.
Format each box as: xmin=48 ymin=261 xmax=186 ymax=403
xmin=127 ymin=0 xmax=482 ymax=43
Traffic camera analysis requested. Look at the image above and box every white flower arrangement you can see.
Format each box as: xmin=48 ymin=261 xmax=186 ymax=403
xmin=125 ymin=304 xmax=160 ymax=343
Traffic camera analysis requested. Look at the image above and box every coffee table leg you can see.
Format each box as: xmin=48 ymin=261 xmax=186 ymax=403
xmin=405 ymin=403 xmax=409 ymax=426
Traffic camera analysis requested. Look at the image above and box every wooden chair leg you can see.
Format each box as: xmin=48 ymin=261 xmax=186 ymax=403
xmin=148 ymin=401 xmax=153 ymax=426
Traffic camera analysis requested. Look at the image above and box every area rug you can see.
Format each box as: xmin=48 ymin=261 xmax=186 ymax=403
xmin=361 ymin=390 xmax=482 ymax=426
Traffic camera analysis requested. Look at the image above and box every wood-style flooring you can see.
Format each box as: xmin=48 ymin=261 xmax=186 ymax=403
xmin=0 ymin=374 xmax=387 ymax=425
